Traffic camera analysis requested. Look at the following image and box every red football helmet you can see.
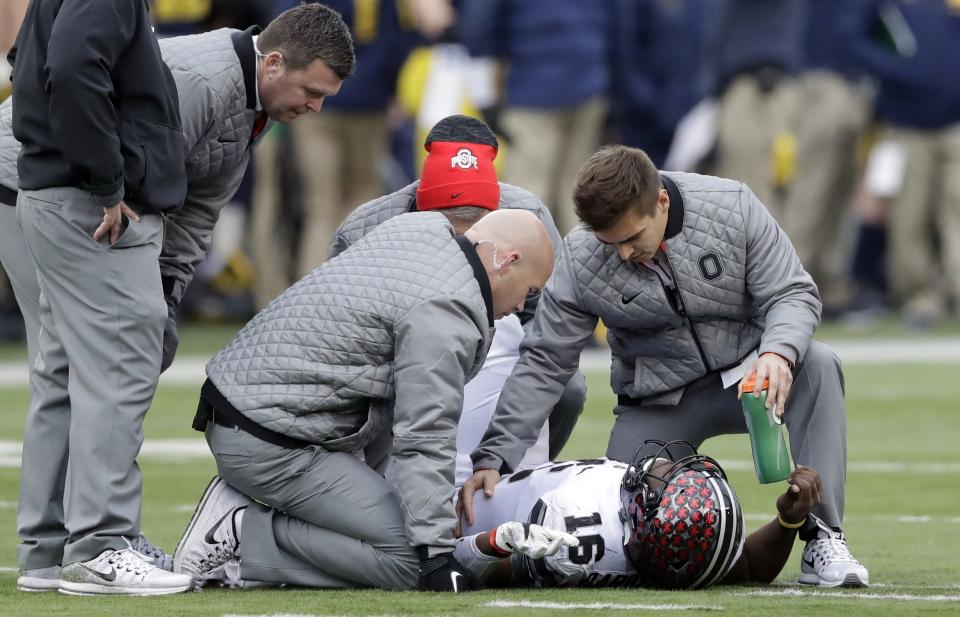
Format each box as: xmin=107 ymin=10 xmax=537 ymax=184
xmin=620 ymin=440 xmax=744 ymax=589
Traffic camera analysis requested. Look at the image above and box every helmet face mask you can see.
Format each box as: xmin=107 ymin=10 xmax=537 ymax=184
xmin=620 ymin=440 xmax=744 ymax=590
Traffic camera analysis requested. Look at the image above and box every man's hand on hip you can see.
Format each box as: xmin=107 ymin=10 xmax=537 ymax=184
xmin=94 ymin=199 xmax=140 ymax=244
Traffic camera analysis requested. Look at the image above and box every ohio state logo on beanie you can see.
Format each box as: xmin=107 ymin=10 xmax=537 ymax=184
xmin=417 ymin=141 xmax=499 ymax=211
xmin=451 ymin=148 xmax=479 ymax=170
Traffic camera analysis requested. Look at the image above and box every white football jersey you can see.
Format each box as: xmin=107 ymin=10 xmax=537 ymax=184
xmin=463 ymin=458 xmax=641 ymax=587
xmin=455 ymin=314 xmax=549 ymax=486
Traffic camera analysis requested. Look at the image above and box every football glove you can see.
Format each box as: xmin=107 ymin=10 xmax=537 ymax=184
xmin=492 ymin=522 xmax=579 ymax=560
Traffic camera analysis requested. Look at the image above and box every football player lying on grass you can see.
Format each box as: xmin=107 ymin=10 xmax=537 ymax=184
xmin=455 ymin=440 xmax=832 ymax=589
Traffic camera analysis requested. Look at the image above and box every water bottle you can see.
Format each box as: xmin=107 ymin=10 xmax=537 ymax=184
xmin=740 ymin=375 xmax=792 ymax=483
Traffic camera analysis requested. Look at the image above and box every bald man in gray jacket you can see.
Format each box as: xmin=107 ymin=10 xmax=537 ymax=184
xmin=173 ymin=209 xmax=554 ymax=592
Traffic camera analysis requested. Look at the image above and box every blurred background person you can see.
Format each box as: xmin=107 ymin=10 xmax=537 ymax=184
xmin=0 ymin=0 xmax=28 ymax=95
xmin=843 ymin=140 xmax=897 ymax=324
xmin=840 ymin=0 xmax=960 ymax=328
xmin=708 ymin=0 xmax=804 ymax=221
xmin=458 ymin=0 xmax=618 ymax=234
xmin=153 ymin=0 xmax=273 ymax=35
xmin=252 ymin=0 xmax=420 ymax=307
xmin=610 ymin=0 xmax=719 ymax=169
xmin=781 ymin=0 xmax=871 ymax=315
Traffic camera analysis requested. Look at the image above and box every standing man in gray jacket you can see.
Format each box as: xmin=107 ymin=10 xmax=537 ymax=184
xmin=1 ymin=3 xmax=356 ymax=595
xmin=460 ymin=145 xmax=869 ymax=589
xmin=173 ymin=209 xmax=554 ymax=592
xmin=10 ymin=0 xmax=192 ymax=596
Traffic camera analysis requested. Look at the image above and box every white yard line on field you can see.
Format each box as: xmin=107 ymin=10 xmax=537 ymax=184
xmin=718 ymin=460 xmax=960 ymax=474
xmin=740 ymin=512 xmax=960 ymax=525
xmin=2 ymin=337 xmax=960 ymax=387
xmin=728 ymin=589 xmax=960 ymax=602
xmin=0 ymin=440 xmax=957 ymax=477
xmin=867 ymin=583 xmax=960 ymax=590
xmin=769 ymin=582 xmax=960 ymax=590
xmin=223 ymin=615 xmax=401 ymax=617
xmin=485 ymin=600 xmax=720 ymax=611
xmin=0 ymin=438 xmax=212 ymax=463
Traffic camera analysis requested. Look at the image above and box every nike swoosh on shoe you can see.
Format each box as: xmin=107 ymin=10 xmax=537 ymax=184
xmin=204 ymin=509 xmax=235 ymax=545
xmin=79 ymin=563 xmax=117 ymax=582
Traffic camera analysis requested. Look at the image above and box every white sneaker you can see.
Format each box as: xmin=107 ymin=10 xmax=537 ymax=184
xmin=17 ymin=566 xmax=61 ymax=592
xmin=59 ymin=548 xmax=193 ymax=595
xmin=130 ymin=533 xmax=173 ymax=571
xmin=173 ymin=476 xmax=250 ymax=584
xmin=799 ymin=516 xmax=869 ymax=588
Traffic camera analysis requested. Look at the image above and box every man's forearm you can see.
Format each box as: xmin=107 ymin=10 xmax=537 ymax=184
xmin=723 ymin=517 xmax=800 ymax=584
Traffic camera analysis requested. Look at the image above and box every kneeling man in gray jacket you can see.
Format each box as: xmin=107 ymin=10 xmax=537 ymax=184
xmin=460 ymin=145 xmax=869 ymax=589
xmin=173 ymin=208 xmax=553 ymax=592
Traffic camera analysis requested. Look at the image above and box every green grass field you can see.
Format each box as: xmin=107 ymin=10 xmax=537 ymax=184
xmin=0 ymin=326 xmax=958 ymax=616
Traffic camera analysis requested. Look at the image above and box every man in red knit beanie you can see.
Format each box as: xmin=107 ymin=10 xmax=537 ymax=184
xmin=330 ymin=114 xmax=588 ymax=485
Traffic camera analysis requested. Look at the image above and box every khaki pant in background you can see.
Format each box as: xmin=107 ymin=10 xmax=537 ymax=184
xmin=250 ymin=131 xmax=289 ymax=309
xmin=712 ymin=74 xmax=800 ymax=221
xmin=251 ymin=111 xmax=387 ymax=309
xmin=291 ymin=110 xmax=387 ymax=278
xmin=882 ymin=121 xmax=960 ymax=318
xmin=501 ymin=96 xmax=608 ymax=235
xmin=782 ymin=71 xmax=870 ymax=308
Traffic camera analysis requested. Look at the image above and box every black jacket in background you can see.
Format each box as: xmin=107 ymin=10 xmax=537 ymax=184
xmin=9 ymin=0 xmax=187 ymax=213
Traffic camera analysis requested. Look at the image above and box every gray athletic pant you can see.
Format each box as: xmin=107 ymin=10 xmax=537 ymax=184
xmin=16 ymin=187 xmax=166 ymax=568
xmin=0 ymin=202 xmax=40 ymax=366
xmin=206 ymin=422 xmax=419 ymax=588
xmin=606 ymin=341 xmax=847 ymax=531
xmin=547 ymin=369 xmax=587 ymax=460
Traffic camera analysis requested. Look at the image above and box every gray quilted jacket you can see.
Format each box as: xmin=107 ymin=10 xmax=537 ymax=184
xmin=0 ymin=98 xmax=18 ymax=203
xmin=207 ymin=212 xmax=494 ymax=549
xmin=329 ymin=180 xmax=563 ymax=262
xmin=158 ymin=27 xmax=268 ymax=307
xmin=472 ymin=171 xmax=821 ymax=473
xmin=0 ymin=27 xmax=265 ymax=307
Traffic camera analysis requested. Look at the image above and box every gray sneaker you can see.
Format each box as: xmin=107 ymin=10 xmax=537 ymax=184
xmin=17 ymin=565 xmax=61 ymax=592
xmin=59 ymin=547 xmax=193 ymax=596
xmin=130 ymin=533 xmax=173 ymax=571
xmin=799 ymin=516 xmax=869 ymax=588
xmin=173 ymin=476 xmax=250 ymax=584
